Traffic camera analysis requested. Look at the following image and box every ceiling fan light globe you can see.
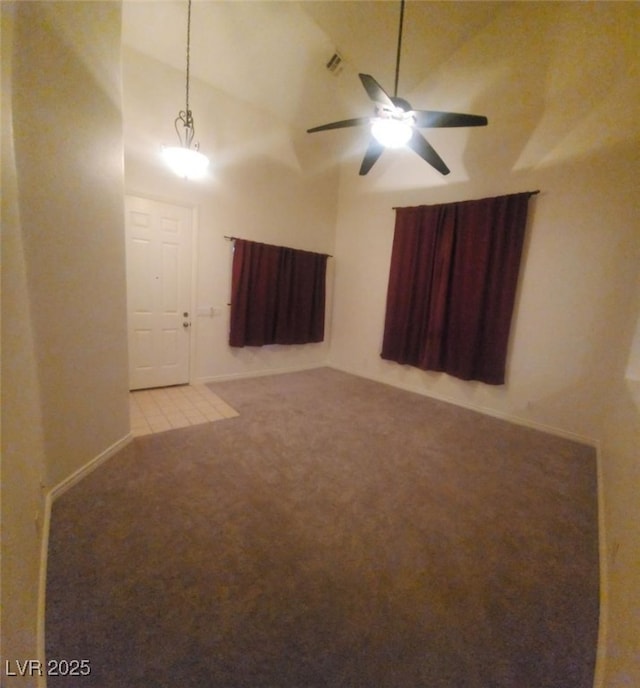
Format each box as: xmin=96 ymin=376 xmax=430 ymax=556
xmin=371 ymin=118 xmax=412 ymax=148
xmin=162 ymin=145 xmax=209 ymax=179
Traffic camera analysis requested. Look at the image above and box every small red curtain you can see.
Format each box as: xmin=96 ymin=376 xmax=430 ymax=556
xmin=229 ymin=239 xmax=328 ymax=347
xmin=380 ymin=192 xmax=533 ymax=385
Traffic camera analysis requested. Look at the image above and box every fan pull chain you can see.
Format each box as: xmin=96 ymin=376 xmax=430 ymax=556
xmin=393 ymin=0 xmax=405 ymax=98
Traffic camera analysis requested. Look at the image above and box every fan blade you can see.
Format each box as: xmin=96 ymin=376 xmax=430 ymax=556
xmin=307 ymin=118 xmax=370 ymax=133
xmin=408 ymin=130 xmax=450 ymax=175
xmin=359 ymin=74 xmax=395 ymax=109
xmin=413 ymin=110 xmax=488 ymax=128
xmin=359 ymin=138 xmax=385 ymax=175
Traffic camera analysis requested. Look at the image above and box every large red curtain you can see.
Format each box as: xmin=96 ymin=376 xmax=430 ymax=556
xmin=229 ymin=239 xmax=328 ymax=347
xmin=380 ymin=192 xmax=533 ymax=384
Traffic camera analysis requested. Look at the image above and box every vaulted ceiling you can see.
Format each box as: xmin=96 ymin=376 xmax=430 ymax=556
xmin=122 ymin=1 xmax=639 ymax=177
xmin=122 ymin=1 xmax=506 ymax=131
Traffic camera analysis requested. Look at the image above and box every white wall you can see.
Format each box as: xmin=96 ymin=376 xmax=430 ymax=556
xmin=1 ymin=3 xmax=128 ymax=681
xmin=598 ymin=259 xmax=640 ymax=687
xmin=599 ymin=374 xmax=640 ymax=687
xmin=10 ymin=2 xmax=130 ymax=487
xmin=122 ymin=47 xmax=340 ymax=383
xmin=328 ymin=2 xmax=640 ymax=445
xmin=1 ymin=5 xmax=48 ymax=676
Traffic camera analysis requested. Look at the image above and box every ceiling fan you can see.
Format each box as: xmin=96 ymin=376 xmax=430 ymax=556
xmin=307 ymin=0 xmax=488 ymax=176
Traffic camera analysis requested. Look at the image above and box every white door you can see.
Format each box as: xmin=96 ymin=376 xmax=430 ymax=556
xmin=125 ymin=196 xmax=192 ymax=390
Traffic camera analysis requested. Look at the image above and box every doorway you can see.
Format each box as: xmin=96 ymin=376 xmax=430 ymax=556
xmin=125 ymin=195 xmax=193 ymax=390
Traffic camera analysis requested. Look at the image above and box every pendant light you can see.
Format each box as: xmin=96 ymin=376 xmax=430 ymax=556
xmin=162 ymin=0 xmax=209 ymax=179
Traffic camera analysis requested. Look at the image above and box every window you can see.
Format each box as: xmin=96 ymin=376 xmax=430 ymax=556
xmin=381 ymin=192 xmax=534 ymax=384
xmin=229 ymin=239 xmax=328 ymax=347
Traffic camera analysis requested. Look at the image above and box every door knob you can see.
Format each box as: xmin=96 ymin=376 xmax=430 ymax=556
xmin=183 ymin=321 xmax=191 ymax=328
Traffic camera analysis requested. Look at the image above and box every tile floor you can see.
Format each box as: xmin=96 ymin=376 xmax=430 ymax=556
xmin=129 ymin=384 xmax=239 ymax=436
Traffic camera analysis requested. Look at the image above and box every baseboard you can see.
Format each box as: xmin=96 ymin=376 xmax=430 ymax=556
xmin=196 ymin=362 xmax=326 ymax=385
xmin=38 ymin=490 xmax=51 ymax=688
xmin=592 ymin=441 xmax=608 ymax=688
xmin=464 ymin=402 xmax=596 ymax=446
xmin=202 ymin=361 xmax=597 ymax=446
xmin=49 ymin=433 xmax=133 ymax=502
xmin=38 ymin=432 xmax=133 ymax=687
xmin=327 ymin=363 xmax=597 ymax=447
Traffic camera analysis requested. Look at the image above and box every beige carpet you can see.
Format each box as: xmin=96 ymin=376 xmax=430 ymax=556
xmin=46 ymin=367 xmax=599 ymax=687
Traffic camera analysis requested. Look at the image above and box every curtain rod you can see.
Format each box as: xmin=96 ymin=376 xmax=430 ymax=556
xmin=224 ymin=235 xmax=333 ymax=258
xmin=392 ymin=190 xmax=541 ymax=210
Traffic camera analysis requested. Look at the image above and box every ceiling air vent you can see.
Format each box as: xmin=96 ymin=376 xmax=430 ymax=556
xmin=326 ymin=51 xmax=344 ymax=76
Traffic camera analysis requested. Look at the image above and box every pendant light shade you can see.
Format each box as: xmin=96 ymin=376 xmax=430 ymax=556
xmin=162 ymin=145 xmax=209 ymax=179
xmin=163 ymin=0 xmax=209 ymax=179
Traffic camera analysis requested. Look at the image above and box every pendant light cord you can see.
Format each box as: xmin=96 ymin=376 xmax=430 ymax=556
xmin=393 ymin=0 xmax=405 ymax=98
xmin=185 ymin=0 xmax=192 ymax=114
